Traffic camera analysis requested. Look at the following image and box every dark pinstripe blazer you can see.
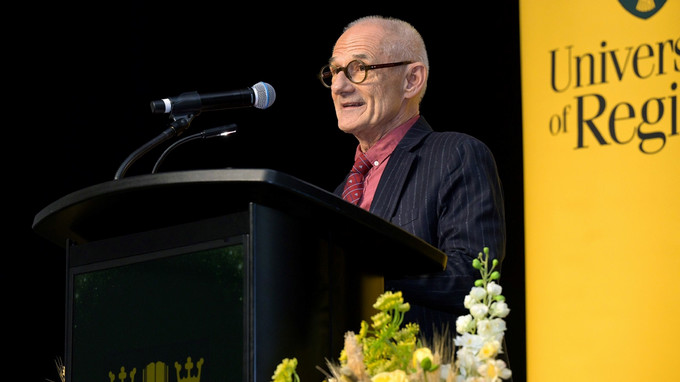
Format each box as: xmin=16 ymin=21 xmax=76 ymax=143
xmin=335 ymin=116 xmax=506 ymax=335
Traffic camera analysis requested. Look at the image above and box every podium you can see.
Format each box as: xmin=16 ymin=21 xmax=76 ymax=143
xmin=33 ymin=169 xmax=446 ymax=382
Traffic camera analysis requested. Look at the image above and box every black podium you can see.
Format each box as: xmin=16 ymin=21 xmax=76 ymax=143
xmin=33 ymin=169 xmax=446 ymax=382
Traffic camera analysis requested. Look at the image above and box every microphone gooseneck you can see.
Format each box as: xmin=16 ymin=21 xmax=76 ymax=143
xmin=114 ymin=119 xmax=191 ymax=180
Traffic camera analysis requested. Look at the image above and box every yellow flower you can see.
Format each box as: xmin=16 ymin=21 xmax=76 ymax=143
xmin=358 ymin=320 xmax=369 ymax=340
xmin=373 ymin=291 xmax=404 ymax=311
xmin=370 ymin=369 xmax=408 ymax=382
xmin=477 ymin=340 xmax=500 ymax=360
xmin=271 ymin=358 xmax=299 ymax=382
xmin=370 ymin=311 xmax=391 ymax=329
xmin=412 ymin=347 xmax=434 ymax=370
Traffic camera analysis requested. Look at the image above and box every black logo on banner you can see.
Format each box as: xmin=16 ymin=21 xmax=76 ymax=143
xmin=618 ymin=0 xmax=667 ymax=19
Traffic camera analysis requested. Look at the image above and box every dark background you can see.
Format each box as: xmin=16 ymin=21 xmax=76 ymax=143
xmin=10 ymin=2 xmax=524 ymax=381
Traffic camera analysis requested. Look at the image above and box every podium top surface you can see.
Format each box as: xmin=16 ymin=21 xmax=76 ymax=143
xmin=33 ymin=169 xmax=446 ymax=273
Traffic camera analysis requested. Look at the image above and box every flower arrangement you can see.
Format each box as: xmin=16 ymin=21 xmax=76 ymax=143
xmin=453 ymin=247 xmax=512 ymax=381
xmin=271 ymin=247 xmax=512 ymax=382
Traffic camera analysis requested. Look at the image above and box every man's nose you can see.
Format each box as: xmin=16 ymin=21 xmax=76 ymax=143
xmin=331 ymin=71 xmax=354 ymax=92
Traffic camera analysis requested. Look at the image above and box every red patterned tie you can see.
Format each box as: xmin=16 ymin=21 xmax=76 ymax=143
xmin=342 ymin=153 xmax=373 ymax=205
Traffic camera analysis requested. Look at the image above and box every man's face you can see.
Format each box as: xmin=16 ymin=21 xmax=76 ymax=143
xmin=329 ymin=23 xmax=406 ymax=138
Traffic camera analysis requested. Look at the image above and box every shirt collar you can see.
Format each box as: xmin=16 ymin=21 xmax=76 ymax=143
xmin=355 ymin=115 xmax=420 ymax=168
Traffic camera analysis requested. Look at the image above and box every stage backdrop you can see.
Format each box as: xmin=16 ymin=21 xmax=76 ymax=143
xmin=520 ymin=1 xmax=679 ymax=381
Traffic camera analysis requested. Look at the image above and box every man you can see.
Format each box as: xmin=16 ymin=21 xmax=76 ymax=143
xmin=321 ymin=16 xmax=507 ymax=341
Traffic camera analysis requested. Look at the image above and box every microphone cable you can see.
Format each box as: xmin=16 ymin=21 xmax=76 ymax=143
xmin=151 ymin=123 xmax=237 ymax=174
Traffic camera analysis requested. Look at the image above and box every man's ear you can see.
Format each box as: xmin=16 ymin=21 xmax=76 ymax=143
xmin=404 ymin=62 xmax=427 ymax=99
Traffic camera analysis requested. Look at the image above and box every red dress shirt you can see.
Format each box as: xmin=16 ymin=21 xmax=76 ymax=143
xmin=355 ymin=115 xmax=420 ymax=210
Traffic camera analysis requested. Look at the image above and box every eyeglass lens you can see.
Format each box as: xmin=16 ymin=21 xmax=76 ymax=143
xmin=320 ymin=60 xmax=366 ymax=87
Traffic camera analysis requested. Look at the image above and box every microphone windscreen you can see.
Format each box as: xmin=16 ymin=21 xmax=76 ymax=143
xmin=252 ymin=82 xmax=276 ymax=109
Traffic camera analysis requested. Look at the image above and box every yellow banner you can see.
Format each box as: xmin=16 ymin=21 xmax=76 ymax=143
xmin=520 ymin=1 xmax=679 ymax=380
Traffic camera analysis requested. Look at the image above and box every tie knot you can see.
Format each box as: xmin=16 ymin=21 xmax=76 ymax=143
xmin=352 ymin=153 xmax=372 ymax=176
xmin=342 ymin=153 xmax=373 ymax=205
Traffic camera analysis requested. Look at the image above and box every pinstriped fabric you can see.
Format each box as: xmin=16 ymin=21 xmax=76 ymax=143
xmin=333 ymin=116 xmax=506 ymax=327
xmin=369 ymin=120 xmax=505 ymax=263
xmin=342 ymin=152 xmax=373 ymax=205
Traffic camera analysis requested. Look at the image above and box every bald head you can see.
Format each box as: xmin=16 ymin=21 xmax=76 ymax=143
xmin=339 ymin=16 xmax=429 ymax=101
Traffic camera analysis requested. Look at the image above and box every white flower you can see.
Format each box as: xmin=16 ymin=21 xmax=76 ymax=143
xmin=454 ymin=333 xmax=484 ymax=351
xmin=453 ymin=249 xmax=511 ymax=381
xmin=469 ymin=286 xmax=486 ymax=301
xmin=486 ymin=282 xmax=502 ymax=296
xmin=489 ymin=301 xmax=510 ymax=318
xmin=477 ymin=359 xmax=512 ymax=380
xmin=469 ymin=303 xmax=488 ymax=319
xmin=456 ymin=314 xmax=474 ymax=334
xmin=477 ymin=318 xmax=506 ymax=341
xmin=464 ymin=294 xmax=475 ymax=309
xmin=475 ymin=319 xmax=492 ymax=338
xmin=455 ymin=347 xmax=479 ymax=374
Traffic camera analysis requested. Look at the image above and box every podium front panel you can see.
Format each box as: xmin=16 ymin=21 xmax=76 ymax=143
xmin=64 ymin=206 xmax=381 ymax=382
xmin=66 ymin=214 xmax=248 ymax=382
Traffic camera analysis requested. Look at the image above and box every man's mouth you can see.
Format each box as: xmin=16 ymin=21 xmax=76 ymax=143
xmin=342 ymin=101 xmax=364 ymax=108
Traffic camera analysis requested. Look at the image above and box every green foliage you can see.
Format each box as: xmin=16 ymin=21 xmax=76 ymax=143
xmin=345 ymin=291 xmax=420 ymax=375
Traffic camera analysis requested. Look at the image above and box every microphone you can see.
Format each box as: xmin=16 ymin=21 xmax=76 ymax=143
xmin=150 ymin=81 xmax=276 ymax=114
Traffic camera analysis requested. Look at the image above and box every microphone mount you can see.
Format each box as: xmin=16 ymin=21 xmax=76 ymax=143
xmin=115 ymin=81 xmax=272 ymax=180
xmin=113 ymin=113 xmax=196 ymax=180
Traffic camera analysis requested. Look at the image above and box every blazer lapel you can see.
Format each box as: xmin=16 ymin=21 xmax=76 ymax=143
xmin=369 ymin=117 xmax=433 ymax=220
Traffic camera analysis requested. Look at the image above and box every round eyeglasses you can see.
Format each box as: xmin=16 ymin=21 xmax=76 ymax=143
xmin=319 ymin=60 xmax=413 ymax=88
